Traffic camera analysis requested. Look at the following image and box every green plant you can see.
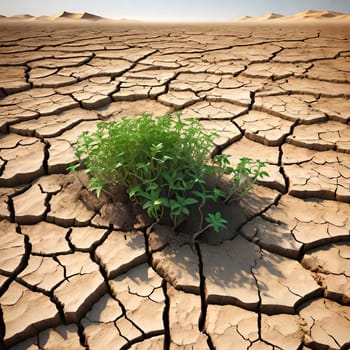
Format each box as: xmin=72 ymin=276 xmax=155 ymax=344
xmin=69 ymin=112 xmax=268 ymax=239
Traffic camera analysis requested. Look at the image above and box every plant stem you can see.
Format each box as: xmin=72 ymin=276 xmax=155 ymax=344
xmin=192 ymin=224 xmax=211 ymax=245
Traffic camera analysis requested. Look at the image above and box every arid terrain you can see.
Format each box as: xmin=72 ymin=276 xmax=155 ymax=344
xmin=0 ymin=16 xmax=350 ymax=349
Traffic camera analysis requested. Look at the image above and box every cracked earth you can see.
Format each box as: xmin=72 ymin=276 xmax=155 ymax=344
xmin=0 ymin=20 xmax=350 ymax=350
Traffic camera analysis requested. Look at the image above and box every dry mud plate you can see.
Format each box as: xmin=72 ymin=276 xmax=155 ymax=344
xmin=0 ymin=20 xmax=350 ymax=350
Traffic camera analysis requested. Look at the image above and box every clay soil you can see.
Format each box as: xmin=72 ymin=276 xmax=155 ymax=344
xmin=0 ymin=20 xmax=350 ymax=349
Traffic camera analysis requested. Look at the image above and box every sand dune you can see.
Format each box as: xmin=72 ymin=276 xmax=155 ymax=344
xmin=261 ymin=13 xmax=283 ymax=20
xmin=290 ymin=10 xmax=349 ymax=20
xmin=49 ymin=11 xmax=105 ymax=21
xmin=1 ymin=9 xmax=349 ymax=23
xmin=238 ymin=16 xmax=252 ymax=21
xmin=9 ymin=14 xmax=34 ymax=20
xmin=337 ymin=14 xmax=350 ymax=20
xmin=32 ymin=15 xmax=51 ymax=21
xmin=294 ymin=10 xmax=344 ymax=19
xmin=235 ymin=10 xmax=350 ymax=22
xmin=0 ymin=11 xmax=108 ymax=21
xmin=251 ymin=13 xmax=283 ymax=21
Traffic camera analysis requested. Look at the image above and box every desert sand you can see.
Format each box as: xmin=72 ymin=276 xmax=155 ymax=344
xmin=235 ymin=9 xmax=350 ymax=22
xmin=0 ymin=13 xmax=350 ymax=349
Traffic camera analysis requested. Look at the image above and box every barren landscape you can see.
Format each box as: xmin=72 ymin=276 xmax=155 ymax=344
xmin=0 ymin=14 xmax=350 ymax=349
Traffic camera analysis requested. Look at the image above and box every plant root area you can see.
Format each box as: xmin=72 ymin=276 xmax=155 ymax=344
xmin=0 ymin=20 xmax=350 ymax=349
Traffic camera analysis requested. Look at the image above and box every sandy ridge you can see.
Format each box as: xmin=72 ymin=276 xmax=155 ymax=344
xmin=1 ymin=9 xmax=350 ymax=22
xmin=236 ymin=10 xmax=350 ymax=22
xmin=3 ymin=11 xmax=109 ymax=21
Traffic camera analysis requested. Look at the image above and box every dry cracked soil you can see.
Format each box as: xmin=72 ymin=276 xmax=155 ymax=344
xmin=0 ymin=20 xmax=350 ymax=350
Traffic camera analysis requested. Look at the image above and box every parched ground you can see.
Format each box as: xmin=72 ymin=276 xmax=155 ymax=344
xmin=0 ymin=20 xmax=350 ymax=350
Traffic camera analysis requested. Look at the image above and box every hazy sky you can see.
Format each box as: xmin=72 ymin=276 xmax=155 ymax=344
xmin=0 ymin=0 xmax=349 ymax=21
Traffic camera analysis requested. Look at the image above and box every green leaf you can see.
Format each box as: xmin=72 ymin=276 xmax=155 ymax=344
xmin=145 ymin=181 xmax=159 ymax=192
xmin=213 ymin=187 xmax=226 ymax=200
xmin=155 ymin=197 xmax=169 ymax=207
xmin=259 ymin=171 xmax=269 ymax=178
xmin=181 ymin=197 xmax=198 ymax=206
xmin=143 ymin=200 xmax=154 ymax=210
xmin=128 ymin=185 xmax=146 ymax=198
xmin=205 ymin=212 xmax=228 ymax=233
xmin=150 ymin=143 xmax=163 ymax=157
xmin=169 ymin=199 xmax=181 ymax=212
xmin=182 ymin=207 xmax=190 ymax=215
xmin=88 ymin=177 xmax=105 ymax=198
xmin=192 ymin=190 xmax=211 ymax=202
xmin=66 ymin=163 xmax=80 ymax=172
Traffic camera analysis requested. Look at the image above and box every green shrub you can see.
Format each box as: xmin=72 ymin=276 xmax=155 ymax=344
xmin=68 ymin=112 xmax=268 ymax=237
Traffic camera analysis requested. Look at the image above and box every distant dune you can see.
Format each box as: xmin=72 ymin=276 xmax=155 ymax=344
xmin=294 ymin=10 xmax=345 ymax=19
xmin=238 ymin=16 xmax=252 ymax=21
xmin=0 ymin=11 xmax=111 ymax=21
xmin=9 ymin=14 xmax=34 ymax=20
xmin=234 ymin=10 xmax=350 ymax=22
xmin=1 ymin=9 xmax=349 ymax=23
xmin=32 ymin=15 xmax=50 ymax=21
xmin=241 ymin=12 xmax=283 ymax=21
xmin=49 ymin=11 xmax=105 ymax=21
xmin=260 ymin=13 xmax=283 ymax=20
xmin=289 ymin=10 xmax=349 ymax=20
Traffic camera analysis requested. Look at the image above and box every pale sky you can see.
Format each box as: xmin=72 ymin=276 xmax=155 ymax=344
xmin=0 ymin=0 xmax=349 ymax=21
